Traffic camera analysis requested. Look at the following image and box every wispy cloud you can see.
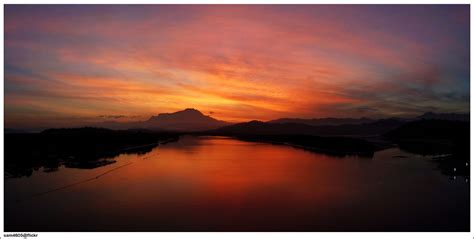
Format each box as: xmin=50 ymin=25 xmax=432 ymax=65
xmin=5 ymin=5 xmax=470 ymax=128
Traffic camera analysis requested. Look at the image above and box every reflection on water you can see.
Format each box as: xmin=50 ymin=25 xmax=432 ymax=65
xmin=5 ymin=136 xmax=469 ymax=231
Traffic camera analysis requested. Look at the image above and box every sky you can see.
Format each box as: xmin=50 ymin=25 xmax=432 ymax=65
xmin=5 ymin=5 xmax=470 ymax=128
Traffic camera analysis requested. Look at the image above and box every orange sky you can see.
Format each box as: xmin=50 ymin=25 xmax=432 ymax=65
xmin=5 ymin=5 xmax=470 ymax=128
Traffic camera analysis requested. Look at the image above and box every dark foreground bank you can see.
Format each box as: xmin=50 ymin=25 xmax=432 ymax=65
xmin=5 ymin=127 xmax=179 ymax=177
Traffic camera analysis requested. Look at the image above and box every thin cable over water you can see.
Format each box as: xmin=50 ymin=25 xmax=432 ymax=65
xmin=16 ymin=162 xmax=134 ymax=203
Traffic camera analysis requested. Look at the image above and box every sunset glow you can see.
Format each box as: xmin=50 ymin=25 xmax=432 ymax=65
xmin=5 ymin=5 xmax=470 ymax=128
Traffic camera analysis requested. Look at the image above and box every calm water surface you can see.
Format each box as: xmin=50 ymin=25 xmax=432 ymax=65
xmin=5 ymin=136 xmax=469 ymax=231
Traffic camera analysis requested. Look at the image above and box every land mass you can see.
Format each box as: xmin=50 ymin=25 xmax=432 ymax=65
xmin=5 ymin=128 xmax=179 ymax=178
xmin=94 ymin=108 xmax=229 ymax=131
xmin=5 ymin=109 xmax=469 ymax=178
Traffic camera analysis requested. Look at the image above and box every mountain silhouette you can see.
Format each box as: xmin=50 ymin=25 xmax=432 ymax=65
xmin=90 ymin=110 xmax=468 ymax=133
xmin=142 ymin=108 xmax=229 ymax=131
xmin=267 ymin=112 xmax=469 ymax=127
xmin=268 ymin=117 xmax=374 ymax=126
xmin=7 ymin=111 xmax=470 ymax=177
xmin=208 ymin=120 xmax=317 ymax=135
xmin=210 ymin=118 xmax=405 ymax=137
xmin=95 ymin=108 xmax=229 ymax=131
xmin=415 ymin=112 xmax=469 ymax=121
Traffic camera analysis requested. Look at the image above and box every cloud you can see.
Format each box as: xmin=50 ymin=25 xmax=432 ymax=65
xmin=4 ymin=5 xmax=470 ymax=128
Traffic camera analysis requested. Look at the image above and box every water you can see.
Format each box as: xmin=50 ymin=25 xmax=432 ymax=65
xmin=5 ymin=136 xmax=469 ymax=231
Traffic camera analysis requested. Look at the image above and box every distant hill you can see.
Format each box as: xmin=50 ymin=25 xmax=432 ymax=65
xmin=267 ymin=112 xmax=469 ymax=127
xmin=204 ymin=121 xmax=382 ymax=156
xmin=268 ymin=117 xmax=374 ymax=126
xmin=96 ymin=108 xmax=229 ymax=131
xmin=5 ymin=128 xmax=28 ymax=134
xmin=142 ymin=108 xmax=229 ymax=131
xmin=208 ymin=120 xmax=317 ymax=135
xmin=32 ymin=110 xmax=471 ymax=133
xmin=415 ymin=112 xmax=469 ymax=122
xmin=310 ymin=118 xmax=406 ymax=136
xmin=209 ymin=118 xmax=405 ymax=137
